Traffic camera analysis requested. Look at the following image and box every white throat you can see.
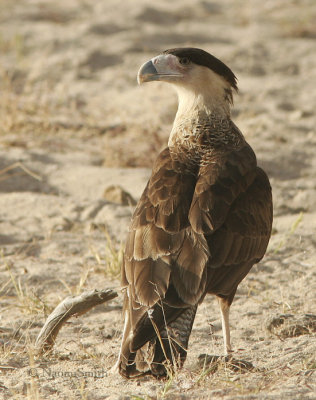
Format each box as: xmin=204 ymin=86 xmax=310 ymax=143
xmin=168 ymin=69 xmax=232 ymax=147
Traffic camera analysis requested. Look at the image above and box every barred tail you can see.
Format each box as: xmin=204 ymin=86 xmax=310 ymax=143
xmin=118 ymin=302 xmax=197 ymax=378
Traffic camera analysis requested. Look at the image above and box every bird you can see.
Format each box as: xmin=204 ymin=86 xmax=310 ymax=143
xmin=115 ymin=47 xmax=273 ymax=378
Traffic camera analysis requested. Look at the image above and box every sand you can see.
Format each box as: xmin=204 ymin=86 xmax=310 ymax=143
xmin=0 ymin=0 xmax=315 ymax=398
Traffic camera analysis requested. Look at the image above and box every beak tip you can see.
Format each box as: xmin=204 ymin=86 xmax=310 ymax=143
xmin=137 ymin=59 xmax=158 ymax=85
xmin=137 ymin=74 xmax=143 ymax=85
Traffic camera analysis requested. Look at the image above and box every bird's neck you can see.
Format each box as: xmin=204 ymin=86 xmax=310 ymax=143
xmin=176 ymin=85 xmax=231 ymax=118
xmin=168 ymin=87 xmax=234 ymax=149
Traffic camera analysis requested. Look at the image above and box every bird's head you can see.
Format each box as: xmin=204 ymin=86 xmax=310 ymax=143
xmin=138 ymin=48 xmax=238 ymax=116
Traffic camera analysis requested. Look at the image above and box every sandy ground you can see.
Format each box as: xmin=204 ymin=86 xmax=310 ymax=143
xmin=0 ymin=0 xmax=315 ymax=399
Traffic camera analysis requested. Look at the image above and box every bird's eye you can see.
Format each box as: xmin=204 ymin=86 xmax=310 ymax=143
xmin=179 ymin=57 xmax=190 ymax=66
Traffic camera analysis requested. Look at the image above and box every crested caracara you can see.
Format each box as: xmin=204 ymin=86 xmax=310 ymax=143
xmin=115 ymin=48 xmax=273 ymax=378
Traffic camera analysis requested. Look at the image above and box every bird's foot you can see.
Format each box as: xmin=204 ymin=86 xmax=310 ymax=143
xmin=224 ymin=357 xmax=255 ymax=372
xmin=151 ymin=363 xmax=168 ymax=379
xmin=198 ymin=354 xmax=255 ymax=373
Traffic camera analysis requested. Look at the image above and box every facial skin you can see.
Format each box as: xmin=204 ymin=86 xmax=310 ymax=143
xmin=138 ymin=53 xmax=234 ymax=119
xmin=137 ymin=54 xmax=193 ymax=84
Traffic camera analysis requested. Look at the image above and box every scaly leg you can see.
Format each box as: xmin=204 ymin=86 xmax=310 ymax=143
xmin=217 ymin=289 xmax=236 ymax=356
xmin=218 ymin=297 xmax=232 ymax=355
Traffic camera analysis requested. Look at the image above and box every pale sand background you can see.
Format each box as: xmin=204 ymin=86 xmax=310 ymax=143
xmin=0 ymin=0 xmax=315 ymax=399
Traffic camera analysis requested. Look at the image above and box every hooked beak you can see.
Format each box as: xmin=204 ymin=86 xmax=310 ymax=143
xmin=137 ymin=60 xmax=159 ymax=84
xmin=137 ymin=54 xmax=183 ymax=85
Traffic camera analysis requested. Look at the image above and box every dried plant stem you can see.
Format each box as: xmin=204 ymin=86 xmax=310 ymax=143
xmin=35 ymin=289 xmax=118 ymax=354
xmin=0 ymin=161 xmax=42 ymax=182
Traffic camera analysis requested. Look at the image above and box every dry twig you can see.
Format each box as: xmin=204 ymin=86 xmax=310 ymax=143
xmin=0 ymin=161 xmax=42 ymax=182
xmin=35 ymin=289 xmax=118 ymax=354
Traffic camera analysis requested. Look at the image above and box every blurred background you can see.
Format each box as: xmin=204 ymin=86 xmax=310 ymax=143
xmin=1 ymin=0 xmax=315 ymax=169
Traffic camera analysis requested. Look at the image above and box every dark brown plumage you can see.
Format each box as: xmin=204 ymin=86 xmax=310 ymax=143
xmin=115 ymin=48 xmax=273 ymax=378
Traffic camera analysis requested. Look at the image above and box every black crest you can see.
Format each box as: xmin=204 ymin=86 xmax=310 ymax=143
xmin=164 ymin=47 xmax=238 ymax=91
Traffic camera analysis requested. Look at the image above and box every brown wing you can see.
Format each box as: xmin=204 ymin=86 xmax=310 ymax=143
xmin=188 ymin=143 xmax=272 ymax=295
xmin=122 ymin=147 xmax=209 ymax=308
xmin=189 ymin=144 xmax=258 ymax=234
xmin=207 ymin=166 xmax=272 ymax=269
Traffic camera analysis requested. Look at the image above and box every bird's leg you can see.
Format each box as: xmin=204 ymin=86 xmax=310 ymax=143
xmin=217 ymin=296 xmax=233 ymax=356
xmin=198 ymin=293 xmax=255 ymax=373
xmin=198 ymin=299 xmax=232 ymax=372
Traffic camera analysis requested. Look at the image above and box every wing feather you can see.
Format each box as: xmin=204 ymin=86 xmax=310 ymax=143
xmin=189 ymin=144 xmax=257 ymax=234
xmin=133 ymin=258 xmax=171 ymax=306
xmin=124 ymin=148 xmax=199 ymax=308
xmin=205 ymin=165 xmax=272 ymax=269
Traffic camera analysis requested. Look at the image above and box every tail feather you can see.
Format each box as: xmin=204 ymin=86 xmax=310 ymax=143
xmin=150 ymin=305 xmax=197 ymax=377
xmin=118 ymin=299 xmax=197 ymax=378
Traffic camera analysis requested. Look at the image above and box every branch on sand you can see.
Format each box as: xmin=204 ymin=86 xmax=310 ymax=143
xmin=35 ymin=289 xmax=118 ymax=354
xmin=0 ymin=161 xmax=42 ymax=182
